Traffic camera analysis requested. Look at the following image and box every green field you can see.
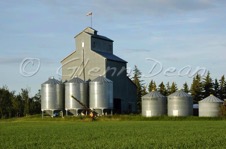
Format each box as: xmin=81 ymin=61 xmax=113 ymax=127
xmin=1 ymin=116 xmax=226 ymax=149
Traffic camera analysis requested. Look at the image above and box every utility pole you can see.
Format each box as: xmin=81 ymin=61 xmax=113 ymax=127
xmin=82 ymin=41 xmax=85 ymax=81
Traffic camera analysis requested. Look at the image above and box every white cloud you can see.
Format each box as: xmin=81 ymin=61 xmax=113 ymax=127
xmin=87 ymin=0 xmax=222 ymax=17
xmin=123 ymin=49 xmax=151 ymax=53
xmin=0 ymin=57 xmax=22 ymax=64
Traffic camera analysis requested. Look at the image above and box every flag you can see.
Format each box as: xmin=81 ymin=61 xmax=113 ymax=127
xmin=86 ymin=12 xmax=92 ymax=16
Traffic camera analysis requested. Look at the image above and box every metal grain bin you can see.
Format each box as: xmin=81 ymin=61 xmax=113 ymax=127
xmin=89 ymin=76 xmax=113 ymax=115
xmin=168 ymin=90 xmax=193 ymax=116
xmin=65 ymin=77 xmax=88 ymax=115
xmin=56 ymin=83 xmax=64 ymax=110
xmin=199 ymin=95 xmax=223 ymax=117
xmin=41 ymin=77 xmax=64 ymax=117
xmin=142 ymin=91 xmax=167 ymax=117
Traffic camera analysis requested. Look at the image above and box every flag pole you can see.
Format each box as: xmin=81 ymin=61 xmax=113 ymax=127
xmin=86 ymin=12 xmax=93 ymax=28
xmin=91 ymin=14 xmax=92 ymax=28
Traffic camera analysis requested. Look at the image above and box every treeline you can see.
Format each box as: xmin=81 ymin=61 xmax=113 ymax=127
xmin=1 ymin=66 xmax=226 ymax=118
xmin=131 ymin=66 xmax=226 ymax=111
xmin=0 ymin=87 xmax=41 ymax=119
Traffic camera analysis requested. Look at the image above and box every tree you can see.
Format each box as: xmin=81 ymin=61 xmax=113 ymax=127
xmin=190 ymin=74 xmax=203 ymax=102
xmin=132 ymin=65 xmax=143 ymax=112
xmin=170 ymin=82 xmax=177 ymax=94
xmin=21 ymin=89 xmax=30 ymax=116
xmin=158 ymin=82 xmax=167 ymax=96
xmin=202 ymin=71 xmax=213 ymax=98
xmin=219 ymin=75 xmax=226 ymax=100
xmin=166 ymin=82 xmax=177 ymax=95
xmin=0 ymin=86 xmax=13 ymax=118
xmin=148 ymin=80 xmax=157 ymax=92
xmin=141 ymin=86 xmax=148 ymax=96
xmin=213 ymin=79 xmax=220 ymax=98
xmin=12 ymin=95 xmax=23 ymax=117
xmin=183 ymin=82 xmax=189 ymax=93
xmin=166 ymin=82 xmax=171 ymax=95
xmin=30 ymin=90 xmax=41 ymax=114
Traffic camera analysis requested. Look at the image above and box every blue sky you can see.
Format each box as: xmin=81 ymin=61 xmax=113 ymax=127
xmin=0 ymin=0 xmax=226 ymax=96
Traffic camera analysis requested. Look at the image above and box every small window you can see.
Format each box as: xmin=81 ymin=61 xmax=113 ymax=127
xmin=82 ymin=42 xmax=84 ymax=48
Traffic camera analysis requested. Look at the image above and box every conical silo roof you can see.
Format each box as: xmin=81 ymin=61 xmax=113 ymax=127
xmin=142 ymin=91 xmax=165 ymax=98
xmin=90 ymin=76 xmax=112 ymax=83
xmin=67 ymin=77 xmax=84 ymax=83
xmin=168 ymin=90 xmax=191 ymax=97
xmin=42 ymin=77 xmax=61 ymax=85
xmin=199 ymin=95 xmax=223 ymax=103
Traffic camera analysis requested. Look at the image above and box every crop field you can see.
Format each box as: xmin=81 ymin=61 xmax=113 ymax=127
xmin=0 ymin=116 xmax=226 ymax=149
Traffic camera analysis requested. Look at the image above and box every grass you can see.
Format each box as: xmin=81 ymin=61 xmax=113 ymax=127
xmin=0 ymin=116 xmax=226 ymax=148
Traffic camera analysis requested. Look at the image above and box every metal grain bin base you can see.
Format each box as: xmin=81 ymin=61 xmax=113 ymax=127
xmin=41 ymin=109 xmax=63 ymax=118
xmin=92 ymin=108 xmax=113 ymax=116
xmin=66 ymin=109 xmax=88 ymax=116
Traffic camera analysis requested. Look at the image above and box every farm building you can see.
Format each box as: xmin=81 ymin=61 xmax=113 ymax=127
xmin=61 ymin=27 xmax=137 ymax=113
xmin=141 ymin=90 xmax=167 ymax=117
xmin=64 ymin=77 xmax=88 ymax=116
xmin=199 ymin=95 xmax=223 ymax=117
xmin=41 ymin=77 xmax=64 ymax=117
xmin=167 ymin=90 xmax=193 ymax=116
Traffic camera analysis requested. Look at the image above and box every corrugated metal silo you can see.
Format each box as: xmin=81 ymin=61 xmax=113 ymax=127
xmin=41 ymin=77 xmax=64 ymax=117
xmin=65 ymin=77 xmax=88 ymax=115
xmin=89 ymin=76 xmax=113 ymax=115
xmin=168 ymin=90 xmax=193 ymax=116
xmin=142 ymin=91 xmax=167 ymax=117
xmin=199 ymin=95 xmax=223 ymax=117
